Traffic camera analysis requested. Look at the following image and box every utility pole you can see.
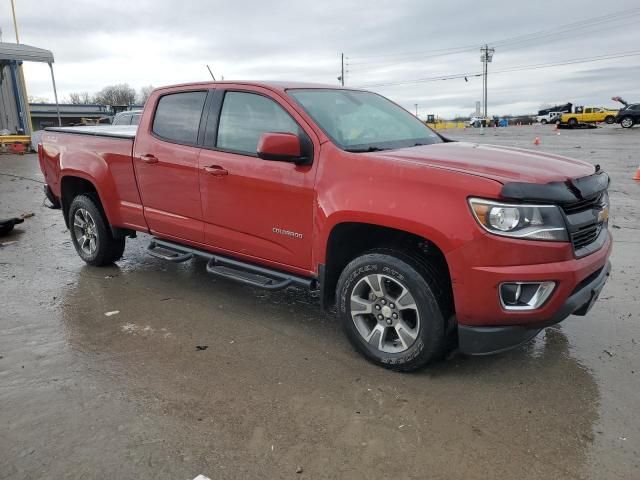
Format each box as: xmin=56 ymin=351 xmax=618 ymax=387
xmin=415 ymin=104 xmax=418 ymax=117
xmin=480 ymin=45 xmax=495 ymax=118
xmin=11 ymin=0 xmax=20 ymax=42
xmin=10 ymin=0 xmax=36 ymax=132
xmin=340 ymin=53 xmax=345 ymax=86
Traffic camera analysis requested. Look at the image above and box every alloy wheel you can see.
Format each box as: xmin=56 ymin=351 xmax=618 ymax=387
xmin=350 ymin=273 xmax=421 ymax=353
xmin=73 ymin=208 xmax=98 ymax=255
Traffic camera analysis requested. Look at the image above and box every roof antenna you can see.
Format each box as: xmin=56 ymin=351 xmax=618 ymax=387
xmin=206 ymin=65 xmax=216 ymax=81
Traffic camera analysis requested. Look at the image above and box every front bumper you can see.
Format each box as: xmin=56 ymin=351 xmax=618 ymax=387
xmin=458 ymin=260 xmax=611 ymax=355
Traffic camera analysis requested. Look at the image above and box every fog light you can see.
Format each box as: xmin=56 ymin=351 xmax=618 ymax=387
xmin=499 ymin=281 xmax=555 ymax=311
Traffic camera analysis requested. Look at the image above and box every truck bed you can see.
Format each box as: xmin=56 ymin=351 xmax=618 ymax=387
xmin=45 ymin=125 xmax=137 ymax=139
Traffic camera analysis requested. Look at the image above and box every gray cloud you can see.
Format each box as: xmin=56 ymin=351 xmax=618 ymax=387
xmin=2 ymin=0 xmax=639 ymax=116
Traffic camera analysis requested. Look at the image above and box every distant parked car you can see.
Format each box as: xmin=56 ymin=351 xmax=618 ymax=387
xmin=112 ymin=110 xmax=142 ymax=126
xmin=467 ymin=116 xmax=489 ymax=127
xmin=615 ymin=103 xmax=640 ymax=128
xmin=536 ymin=112 xmax=562 ymax=124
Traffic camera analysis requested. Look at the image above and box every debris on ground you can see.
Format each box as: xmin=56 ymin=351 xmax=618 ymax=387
xmin=296 ymin=466 xmax=304 ymax=474
xmin=20 ymin=212 xmax=35 ymax=219
xmin=0 ymin=240 xmax=18 ymax=247
xmin=0 ymin=217 xmax=24 ymax=236
xmin=603 ymin=349 xmax=615 ymax=357
xmin=104 ymin=310 xmax=120 ymax=317
xmin=196 ymin=345 xmax=208 ymax=351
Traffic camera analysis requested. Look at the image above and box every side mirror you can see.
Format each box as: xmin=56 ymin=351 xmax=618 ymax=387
xmin=257 ymin=132 xmax=306 ymax=164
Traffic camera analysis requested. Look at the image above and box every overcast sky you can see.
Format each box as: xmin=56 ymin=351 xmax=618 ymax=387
xmin=2 ymin=0 xmax=639 ymax=117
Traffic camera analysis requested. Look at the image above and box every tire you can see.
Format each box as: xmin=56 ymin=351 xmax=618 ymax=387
xmin=621 ymin=116 xmax=634 ymax=128
xmin=605 ymin=115 xmax=615 ymax=125
xmin=68 ymin=194 xmax=125 ymax=266
xmin=336 ymin=251 xmax=448 ymax=371
xmin=540 ymin=119 xmax=547 ymax=124
xmin=568 ymin=118 xmax=578 ymax=127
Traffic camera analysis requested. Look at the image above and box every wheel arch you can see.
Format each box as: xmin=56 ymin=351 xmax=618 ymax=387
xmin=319 ymin=222 xmax=454 ymax=316
xmin=60 ymin=174 xmax=131 ymax=238
xmin=60 ymin=174 xmax=101 ymax=228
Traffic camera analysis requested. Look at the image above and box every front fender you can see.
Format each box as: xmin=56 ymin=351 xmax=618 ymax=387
xmin=312 ymin=149 xmax=504 ymax=270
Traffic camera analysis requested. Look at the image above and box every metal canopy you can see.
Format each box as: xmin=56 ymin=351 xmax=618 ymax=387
xmin=0 ymin=42 xmax=54 ymax=63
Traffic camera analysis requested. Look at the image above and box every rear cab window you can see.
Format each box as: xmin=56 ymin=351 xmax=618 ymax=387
xmin=112 ymin=114 xmax=129 ymax=126
xmin=152 ymin=91 xmax=207 ymax=145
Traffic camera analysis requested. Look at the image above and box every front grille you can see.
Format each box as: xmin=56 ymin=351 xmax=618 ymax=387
xmin=571 ymin=222 xmax=602 ymax=250
xmin=561 ymin=192 xmax=603 ymax=215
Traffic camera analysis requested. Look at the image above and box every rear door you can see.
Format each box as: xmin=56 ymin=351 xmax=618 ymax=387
xmin=133 ymin=90 xmax=209 ymax=243
xmin=197 ymin=88 xmax=318 ymax=271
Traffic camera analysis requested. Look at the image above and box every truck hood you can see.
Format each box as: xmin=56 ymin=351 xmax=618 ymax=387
xmin=376 ymin=142 xmax=595 ymax=184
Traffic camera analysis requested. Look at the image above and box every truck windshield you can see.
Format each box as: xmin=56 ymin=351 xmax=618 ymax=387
xmin=288 ymin=89 xmax=442 ymax=152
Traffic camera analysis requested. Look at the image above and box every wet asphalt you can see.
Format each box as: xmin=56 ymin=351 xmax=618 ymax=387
xmin=0 ymin=124 xmax=638 ymax=479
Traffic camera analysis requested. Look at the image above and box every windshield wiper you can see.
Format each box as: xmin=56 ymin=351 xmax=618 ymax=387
xmin=344 ymin=146 xmax=386 ymax=153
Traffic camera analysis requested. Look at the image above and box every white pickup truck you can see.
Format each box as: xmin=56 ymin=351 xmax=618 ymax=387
xmin=536 ymin=112 xmax=562 ymax=124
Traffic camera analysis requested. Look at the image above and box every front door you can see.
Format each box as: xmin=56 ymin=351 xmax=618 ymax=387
xmin=133 ymin=90 xmax=208 ymax=243
xmin=197 ymin=89 xmax=318 ymax=271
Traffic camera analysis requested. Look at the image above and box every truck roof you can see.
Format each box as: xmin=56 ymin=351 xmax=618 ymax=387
xmin=153 ymin=80 xmax=355 ymax=93
xmin=45 ymin=125 xmax=137 ymax=139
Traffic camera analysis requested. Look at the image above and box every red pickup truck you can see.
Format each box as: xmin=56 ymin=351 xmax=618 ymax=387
xmin=39 ymin=81 xmax=612 ymax=371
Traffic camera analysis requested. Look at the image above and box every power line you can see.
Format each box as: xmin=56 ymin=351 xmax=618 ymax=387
xmin=347 ymin=7 xmax=640 ymax=71
xmin=349 ymin=6 xmax=640 ymax=61
xmin=355 ymin=50 xmax=640 ymax=88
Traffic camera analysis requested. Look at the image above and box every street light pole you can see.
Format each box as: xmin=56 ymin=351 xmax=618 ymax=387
xmin=415 ymin=103 xmax=418 ymax=117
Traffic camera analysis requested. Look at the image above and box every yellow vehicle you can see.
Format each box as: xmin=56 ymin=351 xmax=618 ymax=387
xmin=561 ymin=107 xmax=619 ymax=126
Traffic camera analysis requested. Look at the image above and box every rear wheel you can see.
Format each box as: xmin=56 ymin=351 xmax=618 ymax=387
xmin=568 ymin=118 xmax=578 ymax=127
xmin=605 ymin=115 xmax=615 ymax=124
xmin=336 ymin=251 xmax=448 ymax=371
xmin=69 ymin=194 xmax=125 ymax=266
xmin=540 ymin=119 xmax=548 ymax=124
xmin=621 ymin=116 xmax=634 ymax=128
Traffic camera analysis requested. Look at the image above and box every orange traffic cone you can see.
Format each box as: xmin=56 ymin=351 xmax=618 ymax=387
xmin=633 ymin=165 xmax=640 ymax=181
xmin=533 ymin=137 xmax=540 ymax=146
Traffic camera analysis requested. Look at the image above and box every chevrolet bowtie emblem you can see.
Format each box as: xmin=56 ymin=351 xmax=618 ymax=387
xmin=598 ymin=206 xmax=609 ymax=223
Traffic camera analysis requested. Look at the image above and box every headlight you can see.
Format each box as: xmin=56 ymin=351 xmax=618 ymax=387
xmin=468 ymin=198 xmax=569 ymax=241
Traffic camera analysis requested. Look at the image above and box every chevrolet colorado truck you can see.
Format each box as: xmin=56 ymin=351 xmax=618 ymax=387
xmin=38 ymin=81 xmax=612 ymax=371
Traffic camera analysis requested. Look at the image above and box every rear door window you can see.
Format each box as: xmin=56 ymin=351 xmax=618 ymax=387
xmin=216 ymin=91 xmax=301 ymax=155
xmin=152 ymin=91 xmax=207 ymax=145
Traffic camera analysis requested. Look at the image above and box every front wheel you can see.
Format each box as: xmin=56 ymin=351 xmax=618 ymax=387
xmin=605 ymin=115 xmax=615 ymax=124
xmin=336 ymin=252 xmax=448 ymax=371
xmin=621 ymin=116 xmax=634 ymax=128
xmin=568 ymin=118 xmax=578 ymax=127
xmin=540 ymin=119 xmax=548 ymax=124
xmin=69 ymin=194 xmax=125 ymax=266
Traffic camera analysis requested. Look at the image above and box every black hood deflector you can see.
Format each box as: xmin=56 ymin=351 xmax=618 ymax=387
xmin=500 ymin=169 xmax=609 ymax=204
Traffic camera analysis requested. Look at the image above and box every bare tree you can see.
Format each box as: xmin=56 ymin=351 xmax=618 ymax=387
xmin=137 ymin=85 xmax=155 ymax=105
xmin=93 ymin=84 xmax=137 ymax=106
xmin=67 ymin=91 xmax=92 ymax=104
